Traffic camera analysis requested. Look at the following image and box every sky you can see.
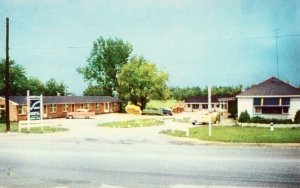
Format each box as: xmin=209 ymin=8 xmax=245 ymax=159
xmin=0 ymin=0 xmax=299 ymax=95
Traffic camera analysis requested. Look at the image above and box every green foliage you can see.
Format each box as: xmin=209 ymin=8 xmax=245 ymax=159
xmin=99 ymin=119 xmax=164 ymax=128
xmin=146 ymin=100 xmax=183 ymax=109
xmin=0 ymin=59 xmax=69 ymax=96
xmin=249 ymin=116 xmax=293 ymax=124
xmin=44 ymin=78 xmax=68 ymax=96
xmin=27 ymin=77 xmax=45 ymax=95
xmin=238 ymin=110 xmax=250 ymax=123
xmin=83 ymin=84 xmax=106 ymax=96
xmin=170 ymin=85 xmax=242 ymax=101
xmin=78 ymin=36 xmax=133 ymax=96
xmin=0 ymin=110 xmax=5 ymax=123
xmin=294 ymin=111 xmax=300 ymax=124
xmin=117 ymin=56 xmax=169 ymax=110
xmin=0 ymin=59 xmax=28 ymax=95
xmin=0 ymin=122 xmax=68 ymax=133
xmin=185 ymin=126 xmax=300 ymax=143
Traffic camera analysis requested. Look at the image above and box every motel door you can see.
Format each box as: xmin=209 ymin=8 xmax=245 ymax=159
xmin=104 ymin=103 xmax=110 ymax=112
xmin=70 ymin=104 xmax=75 ymax=112
xmin=43 ymin=105 xmax=47 ymax=118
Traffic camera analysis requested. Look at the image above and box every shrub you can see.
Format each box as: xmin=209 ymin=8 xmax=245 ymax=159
xmin=238 ymin=110 xmax=250 ymax=123
xmin=295 ymin=111 xmax=300 ymax=124
xmin=250 ymin=116 xmax=293 ymax=124
xmin=0 ymin=111 xmax=5 ymax=123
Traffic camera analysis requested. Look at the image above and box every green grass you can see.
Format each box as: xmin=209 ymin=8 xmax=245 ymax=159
xmin=162 ymin=126 xmax=300 ymax=143
xmin=99 ymin=119 xmax=164 ymax=128
xmin=146 ymin=100 xmax=183 ymax=109
xmin=0 ymin=122 xmax=69 ymax=134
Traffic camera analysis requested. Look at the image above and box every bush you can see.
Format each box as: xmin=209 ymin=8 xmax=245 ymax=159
xmin=295 ymin=111 xmax=300 ymax=124
xmin=249 ymin=116 xmax=293 ymax=124
xmin=238 ymin=110 xmax=250 ymax=123
xmin=0 ymin=110 xmax=5 ymax=123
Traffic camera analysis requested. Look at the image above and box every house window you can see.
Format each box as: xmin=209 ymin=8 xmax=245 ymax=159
xmin=18 ymin=105 xmax=27 ymax=115
xmin=50 ymin=104 xmax=57 ymax=113
xmin=63 ymin=104 xmax=69 ymax=112
xmin=96 ymin=103 xmax=100 ymax=111
xmin=187 ymin=104 xmax=191 ymax=108
xmin=255 ymin=107 xmax=262 ymax=114
xmin=202 ymin=104 xmax=208 ymax=109
xmin=0 ymin=105 xmax=5 ymax=110
xmin=282 ymin=107 xmax=289 ymax=114
xmin=192 ymin=104 xmax=199 ymax=109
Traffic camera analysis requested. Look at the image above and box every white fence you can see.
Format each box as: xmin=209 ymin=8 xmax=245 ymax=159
xmin=18 ymin=120 xmax=59 ymax=132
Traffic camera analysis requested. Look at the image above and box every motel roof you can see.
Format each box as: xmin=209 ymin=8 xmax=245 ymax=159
xmin=236 ymin=77 xmax=300 ymax=97
xmin=4 ymin=96 xmax=122 ymax=105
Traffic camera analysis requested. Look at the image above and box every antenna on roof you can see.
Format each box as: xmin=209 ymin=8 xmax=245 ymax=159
xmin=275 ymin=28 xmax=279 ymax=79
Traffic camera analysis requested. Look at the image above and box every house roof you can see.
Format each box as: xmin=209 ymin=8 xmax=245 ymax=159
xmin=185 ymin=96 xmax=220 ymax=103
xmin=5 ymin=96 xmax=121 ymax=105
xmin=236 ymin=77 xmax=300 ymax=97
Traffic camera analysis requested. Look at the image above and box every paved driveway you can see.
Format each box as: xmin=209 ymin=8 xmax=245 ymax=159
xmin=0 ymin=113 xmax=194 ymax=145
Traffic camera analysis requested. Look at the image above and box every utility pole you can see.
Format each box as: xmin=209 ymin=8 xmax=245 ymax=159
xmin=208 ymin=85 xmax=212 ymax=137
xmin=5 ymin=17 xmax=10 ymax=132
xmin=275 ymin=28 xmax=279 ymax=79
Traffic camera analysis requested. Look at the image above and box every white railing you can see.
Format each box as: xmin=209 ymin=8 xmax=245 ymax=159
xmin=18 ymin=120 xmax=58 ymax=132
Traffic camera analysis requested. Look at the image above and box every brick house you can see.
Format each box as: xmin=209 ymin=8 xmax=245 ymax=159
xmin=0 ymin=96 xmax=121 ymax=121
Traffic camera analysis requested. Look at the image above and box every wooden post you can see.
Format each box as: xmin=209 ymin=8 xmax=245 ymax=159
xmin=5 ymin=17 xmax=10 ymax=132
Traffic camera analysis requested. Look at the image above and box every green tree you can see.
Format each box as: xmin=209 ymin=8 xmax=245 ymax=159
xmin=27 ymin=77 xmax=45 ymax=95
xmin=0 ymin=59 xmax=28 ymax=96
xmin=294 ymin=110 xmax=300 ymax=124
xmin=83 ymin=84 xmax=106 ymax=96
xmin=238 ymin=110 xmax=250 ymax=123
xmin=77 ymin=36 xmax=133 ymax=96
xmin=117 ymin=56 xmax=169 ymax=110
xmin=44 ymin=78 xmax=68 ymax=96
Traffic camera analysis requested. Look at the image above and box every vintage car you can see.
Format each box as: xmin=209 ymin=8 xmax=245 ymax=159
xmin=66 ymin=109 xmax=95 ymax=119
xmin=191 ymin=111 xmax=219 ymax=125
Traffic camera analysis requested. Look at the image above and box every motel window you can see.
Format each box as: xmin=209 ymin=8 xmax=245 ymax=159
xmin=192 ymin=104 xmax=199 ymax=109
xmin=50 ymin=104 xmax=57 ymax=113
xmin=253 ymin=97 xmax=290 ymax=115
xmin=96 ymin=103 xmax=100 ymax=111
xmin=17 ymin=105 xmax=27 ymax=115
xmin=63 ymin=104 xmax=69 ymax=112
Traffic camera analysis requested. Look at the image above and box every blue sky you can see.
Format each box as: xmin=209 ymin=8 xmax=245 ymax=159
xmin=0 ymin=0 xmax=299 ymax=95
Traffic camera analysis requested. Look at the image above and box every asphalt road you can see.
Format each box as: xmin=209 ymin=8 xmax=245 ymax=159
xmin=0 ymin=115 xmax=300 ymax=187
xmin=0 ymin=138 xmax=300 ymax=188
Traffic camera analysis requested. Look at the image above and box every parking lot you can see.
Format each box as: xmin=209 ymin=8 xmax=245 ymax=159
xmin=0 ymin=113 xmax=197 ymax=145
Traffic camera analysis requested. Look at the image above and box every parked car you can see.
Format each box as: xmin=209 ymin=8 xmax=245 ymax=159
xmin=66 ymin=109 xmax=95 ymax=119
xmin=142 ymin=108 xmax=173 ymax=116
xmin=161 ymin=108 xmax=173 ymax=116
xmin=191 ymin=111 xmax=219 ymax=125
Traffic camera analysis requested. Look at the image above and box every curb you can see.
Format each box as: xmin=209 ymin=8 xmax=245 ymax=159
xmin=161 ymin=133 xmax=300 ymax=147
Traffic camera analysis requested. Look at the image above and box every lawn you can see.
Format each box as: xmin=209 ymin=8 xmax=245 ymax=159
xmin=161 ymin=126 xmax=300 ymax=143
xmin=146 ymin=100 xmax=183 ymax=109
xmin=99 ymin=119 xmax=164 ymax=128
xmin=0 ymin=122 xmax=68 ymax=134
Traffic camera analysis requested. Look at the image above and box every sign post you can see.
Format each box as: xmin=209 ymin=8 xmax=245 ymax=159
xmin=208 ymin=85 xmax=212 ymax=137
xmin=27 ymin=90 xmax=43 ymax=121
